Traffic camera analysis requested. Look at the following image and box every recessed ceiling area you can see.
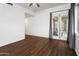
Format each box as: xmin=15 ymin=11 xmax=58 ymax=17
xmin=17 ymin=3 xmax=68 ymax=12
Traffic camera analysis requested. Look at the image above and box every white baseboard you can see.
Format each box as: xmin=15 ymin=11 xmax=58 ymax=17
xmin=75 ymin=49 xmax=79 ymax=56
xmin=26 ymin=34 xmax=49 ymax=38
xmin=0 ymin=36 xmax=25 ymax=47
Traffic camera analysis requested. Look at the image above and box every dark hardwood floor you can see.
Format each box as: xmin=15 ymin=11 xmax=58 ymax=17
xmin=0 ymin=35 xmax=77 ymax=56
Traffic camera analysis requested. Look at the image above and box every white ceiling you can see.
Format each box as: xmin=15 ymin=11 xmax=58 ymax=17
xmin=17 ymin=3 xmax=67 ymax=12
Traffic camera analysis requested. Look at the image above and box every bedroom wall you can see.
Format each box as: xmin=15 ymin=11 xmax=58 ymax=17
xmin=0 ymin=3 xmax=25 ymax=47
xmin=75 ymin=4 xmax=79 ymax=56
xmin=25 ymin=4 xmax=71 ymax=38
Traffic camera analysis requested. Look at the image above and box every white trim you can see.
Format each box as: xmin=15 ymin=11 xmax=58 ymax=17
xmin=75 ymin=49 xmax=79 ymax=56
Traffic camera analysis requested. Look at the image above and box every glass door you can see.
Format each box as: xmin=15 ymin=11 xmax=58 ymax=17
xmin=59 ymin=13 xmax=68 ymax=40
xmin=52 ymin=13 xmax=60 ymax=39
xmin=51 ymin=10 xmax=68 ymax=40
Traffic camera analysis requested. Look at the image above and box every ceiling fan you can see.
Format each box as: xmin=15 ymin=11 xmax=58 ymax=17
xmin=29 ymin=3 xmax=40 ymax=7
xmin=6 ymin=3 xmax=13 ymax=6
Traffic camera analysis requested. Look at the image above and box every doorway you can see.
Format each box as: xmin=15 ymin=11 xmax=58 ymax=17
xmin=51 ymin=10 xmax=69 ymax=40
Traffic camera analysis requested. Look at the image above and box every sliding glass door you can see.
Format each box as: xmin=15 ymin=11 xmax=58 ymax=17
xmin=52 ymin=10 xmax=68 ymax=40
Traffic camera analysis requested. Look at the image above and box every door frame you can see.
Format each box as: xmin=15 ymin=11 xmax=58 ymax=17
xmin=49 ymin=9 xmax=69 ymax=40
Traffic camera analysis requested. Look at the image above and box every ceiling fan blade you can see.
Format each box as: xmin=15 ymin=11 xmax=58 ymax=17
xmin=29 ymin=3 xmax=33 ymax=6
xmin=6 ymin=3 xmax=13 ymax=6
xmin=36 ymin=3 xmax=40 ymax=7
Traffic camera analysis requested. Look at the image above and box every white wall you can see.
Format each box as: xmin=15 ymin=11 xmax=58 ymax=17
xmin=75 ymin=34 xmax=79 ymax=56
xmin=25 ymin=4 xmax=71 ymax=38
xmin=16 ymin=4 xmax=35 ymax=16
xmin=0 ymin=4 xmax=25 ymax=47
xmin=75 ymin=4 xmax=79 ymax=56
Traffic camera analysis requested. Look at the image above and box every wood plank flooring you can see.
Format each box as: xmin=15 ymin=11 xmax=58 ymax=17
xmin=0 ymin=35 xmax=77 ymax=56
